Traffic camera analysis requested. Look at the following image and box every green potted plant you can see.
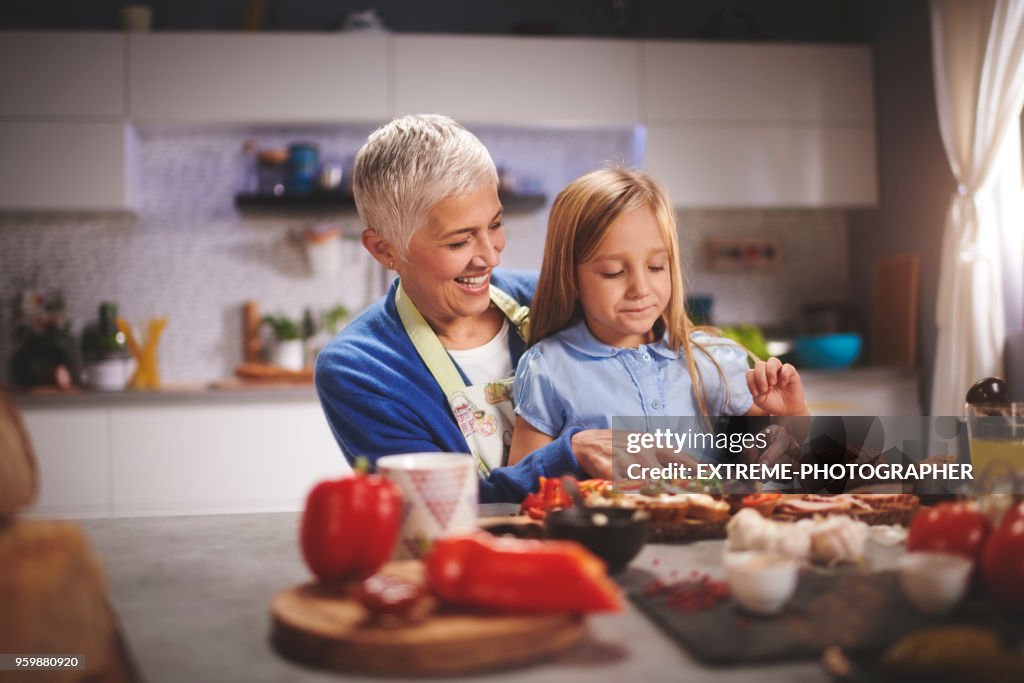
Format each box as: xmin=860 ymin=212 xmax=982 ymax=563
xmin=9 ymin=288 xmax=80 ymax=388
xmin=304 ymin=304 xmax=350 ymax=366
xmin=321 ymin=304 xmax=349 ymax=336
xmin=261 ymin=314 xmax=304 ymax=371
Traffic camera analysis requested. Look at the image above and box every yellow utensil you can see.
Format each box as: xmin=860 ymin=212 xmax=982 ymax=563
xmin=117 ymin=316 xmax=167 ymax=389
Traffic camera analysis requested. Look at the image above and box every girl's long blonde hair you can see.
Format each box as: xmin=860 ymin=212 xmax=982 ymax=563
xmin=530 ymin=167 xmax=730 ymax=417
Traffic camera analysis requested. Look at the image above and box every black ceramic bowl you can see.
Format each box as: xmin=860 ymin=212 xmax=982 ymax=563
xmin=545 ymin=507 xmax=649 ymax=574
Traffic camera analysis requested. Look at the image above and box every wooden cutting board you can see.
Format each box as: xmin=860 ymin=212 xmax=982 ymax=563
xmin=270 ymin=561 xmax=587 ymax=676
xmin=871 ymin=252 xmax=919 ymax=368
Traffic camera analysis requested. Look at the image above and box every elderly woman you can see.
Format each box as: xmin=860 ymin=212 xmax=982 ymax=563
xmin=315 ymin=114 xmax=610 ymax=502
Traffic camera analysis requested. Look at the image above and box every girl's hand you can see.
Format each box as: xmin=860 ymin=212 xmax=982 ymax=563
xmin=746 ymin=357 xmax=808 ymax=416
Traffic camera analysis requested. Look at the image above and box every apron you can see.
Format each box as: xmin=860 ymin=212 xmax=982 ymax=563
xmin=396 ymin=282 xmax=530 ymax=477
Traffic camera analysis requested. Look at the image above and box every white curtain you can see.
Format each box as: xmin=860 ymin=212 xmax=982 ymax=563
xmin=930 ymin=0 xmax=1024 ymax=415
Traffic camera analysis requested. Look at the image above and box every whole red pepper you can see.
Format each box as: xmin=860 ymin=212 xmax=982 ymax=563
xmin=425 ymin=533 xmax=622 ymax=613
xmin=299 ymin=460 xmax=402 ymax=582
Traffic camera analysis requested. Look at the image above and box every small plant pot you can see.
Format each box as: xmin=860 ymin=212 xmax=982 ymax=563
xmin=83 ymin=357 xmax=132 ymax=392
xmin=303 ymin=227 xmax=342 ymax=278
xmin=271 ymin=339 xmax=305 ymax=371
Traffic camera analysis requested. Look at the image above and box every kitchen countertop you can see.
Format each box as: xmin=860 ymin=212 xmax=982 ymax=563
xmin=15 ymin=366 xmax=919 ymax=410
xmin=78 ymin=511 xmax=835 ymax=683
xmin=13 ymin=381 xmax=318 ymax=408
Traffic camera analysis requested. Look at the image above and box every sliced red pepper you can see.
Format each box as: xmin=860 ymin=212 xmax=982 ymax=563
xmin=519 ymin=476 xmax=607 ymax=519
xmin=742 ymin=493 xmax=782 ymax=507
xmin=741 ymin=492 xmax=782 ymax=517
xmin=425 ymin=533 xmax=622 ymax=613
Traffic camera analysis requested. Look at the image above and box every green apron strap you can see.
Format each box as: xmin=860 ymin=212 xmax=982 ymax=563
xmin=395 ymin=282 xmax=530 ymax=477
xmin=396 ymin=282 xmax=530 ymax=396
xmin=489 ymin=285 xmax=530 ymax=343
xmin=395 ymin=283 xmax=466 ymax=398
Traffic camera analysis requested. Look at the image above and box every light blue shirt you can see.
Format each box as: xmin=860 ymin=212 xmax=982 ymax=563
xmin=514 ymin=319 xmax=754 ymax=436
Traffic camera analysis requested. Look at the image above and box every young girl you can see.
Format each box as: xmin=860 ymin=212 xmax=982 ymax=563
xmin=508 ymin=167 xmax=808 ymax=465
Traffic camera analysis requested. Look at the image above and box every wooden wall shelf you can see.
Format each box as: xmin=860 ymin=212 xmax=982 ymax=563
xmin=234 ymin=191 xmax=547 ymax=213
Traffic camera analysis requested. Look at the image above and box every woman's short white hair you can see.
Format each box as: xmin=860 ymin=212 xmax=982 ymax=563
xmin=352 ymin=114 xmax=498 ymax=258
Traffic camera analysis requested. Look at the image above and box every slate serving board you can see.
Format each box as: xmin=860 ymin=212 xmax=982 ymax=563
xmin=620 ymin=568 xmax=1023 ymax=665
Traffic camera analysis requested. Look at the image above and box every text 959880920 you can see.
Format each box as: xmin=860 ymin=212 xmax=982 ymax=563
xmin=0 ymin=655 xmax=85 ymax=670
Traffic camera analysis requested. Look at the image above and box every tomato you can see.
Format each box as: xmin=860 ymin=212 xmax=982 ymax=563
xmin=980 ymin=500 xmax=1024 ymax=610
xmin=906 ymin=501 xmax=991 ymax=565
xmin=299 ymin=462 xmax=402 ymax=582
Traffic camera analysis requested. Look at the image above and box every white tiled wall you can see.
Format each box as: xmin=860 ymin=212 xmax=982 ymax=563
xmin=680 ymin=208 xmax=849 ymax=328
xmin=0 ymin=124 xmax=640 ymax=382
xmin=0 ymin=124 xmax=846 ymax=383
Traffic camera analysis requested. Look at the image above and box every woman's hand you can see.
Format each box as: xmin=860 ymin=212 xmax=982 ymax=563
xmin=571 ymin=429 xmax=612 ymax=479
xmin=746 ymin=357 xmax=809 ymax=416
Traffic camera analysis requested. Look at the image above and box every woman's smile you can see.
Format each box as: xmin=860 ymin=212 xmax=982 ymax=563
xmin=454 ymin=271 xmax=491 ymax=291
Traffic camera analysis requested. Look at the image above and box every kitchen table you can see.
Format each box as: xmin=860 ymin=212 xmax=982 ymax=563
xmin=79 ymin=511 xmax=834 ymax=683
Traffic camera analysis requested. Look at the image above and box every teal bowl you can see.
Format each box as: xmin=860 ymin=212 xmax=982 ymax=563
xmin=793 ymin=333 xmax=862 ymax=369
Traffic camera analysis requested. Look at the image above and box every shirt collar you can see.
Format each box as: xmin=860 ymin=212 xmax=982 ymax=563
xmin=559 ymin=319 xmax=680 ymax=359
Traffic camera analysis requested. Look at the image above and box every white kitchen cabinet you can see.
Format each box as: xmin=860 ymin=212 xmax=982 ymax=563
xmin=641 ymin=41 xmax=877 ymax=208
xmin=0 ymin=121 xmax=134 ymax=211
xmin=645 ymin=124 xmax=878 ymax=207
xmin=18 ymin=395 xmax=349 ymax=518
xmin=110 ymin=401 xmax=348 ymax=517
xmin=643 ymin=42 xmax=874 ymax=124
xmin=128 ymin=33 xmax=389 ymax=124
xmin=802 ymin=369 xmax=921 ymax=416
xmin=395 ymin=35 xmax=641 ymax=126
xmin=0 ymin=32 xmax=125 ymax=118
xmin=22 ymin=407 xmax=112 ymax=518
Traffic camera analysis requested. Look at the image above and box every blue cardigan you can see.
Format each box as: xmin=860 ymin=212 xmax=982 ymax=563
xmin=314 ymin=270 xmax=583 ymax=502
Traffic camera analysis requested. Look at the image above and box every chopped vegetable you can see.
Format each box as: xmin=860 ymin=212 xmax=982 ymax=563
xmin=425 ymin=533 xmax=621 ymax=613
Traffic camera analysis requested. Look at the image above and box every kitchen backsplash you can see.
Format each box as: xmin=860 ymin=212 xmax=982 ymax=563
xmin=0 ymin=125 xmax=846 ymax=384
xmin=680 ymin=209 xmax=849 ymax=329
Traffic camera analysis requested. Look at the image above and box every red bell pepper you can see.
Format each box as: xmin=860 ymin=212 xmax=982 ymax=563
xmin=520 ymin=477 xmax=610 ymax=519
xmin=299 ymin=460 xmax=402 ymax=582
xmin=425 ymin=533 xmax=622 ymax=613
xmin=520 ymin=476 xmax=571 ymax=519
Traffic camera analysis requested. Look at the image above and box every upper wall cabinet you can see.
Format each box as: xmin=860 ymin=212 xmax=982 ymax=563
xmin=643 ymin=42 xmax=874 ymax=124
xmin=642 ymin=42 xmax=878 ymax=207
xmin=0 ymin=32 xmax=125 ymax=117
xmin=128 ymin=33 xmax=389 ymax=124
xmin=395 ymin=35 xmax=641 ymax=126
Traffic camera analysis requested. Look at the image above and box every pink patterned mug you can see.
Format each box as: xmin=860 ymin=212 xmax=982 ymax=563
xmin=376 ymin=453 xmax=478 ymax=560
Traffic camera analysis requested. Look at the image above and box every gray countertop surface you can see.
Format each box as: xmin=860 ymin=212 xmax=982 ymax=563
xmin=77 ymin=511 xmax=837 ymax=683
xmin=15 ymin=367 xmax=918 ymax=409
xmin=15 ymin=383 xmax=319 ymax=408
